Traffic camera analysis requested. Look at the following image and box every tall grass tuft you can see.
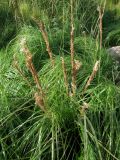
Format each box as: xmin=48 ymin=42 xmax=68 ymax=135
xmin=1 ymin=0 xmax=120 ymax=159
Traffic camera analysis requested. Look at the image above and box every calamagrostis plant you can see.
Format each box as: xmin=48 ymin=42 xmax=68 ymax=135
xmin=70 ymin=0 xmax=82 ymax=97
xmin=20 ymin=38 xmax=46 ymax=112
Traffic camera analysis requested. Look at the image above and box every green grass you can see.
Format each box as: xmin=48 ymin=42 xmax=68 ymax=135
xmin=0 ymin=0 xmax=120 ymax=159
xmin=1 ymin=35 xmax=120 ymax=159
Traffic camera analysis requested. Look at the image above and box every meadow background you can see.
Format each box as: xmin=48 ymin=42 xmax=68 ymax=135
xmin=0 ymin=0 xmax=120 ymax=159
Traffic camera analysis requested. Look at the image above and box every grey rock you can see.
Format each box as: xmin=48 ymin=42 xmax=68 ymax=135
xmin=107 ymin=46 xmax=120 ymax=61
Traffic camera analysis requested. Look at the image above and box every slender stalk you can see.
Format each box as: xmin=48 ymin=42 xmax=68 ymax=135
xmin=84 ymin=61 xmax=100 ymax=93
xmin=99 ymin=6 xmax=103 ymax=49
xmin=56 ymin=125 xmax=59 ymax=160
xmin=33 ymin=18 xmax=54 ymax=67
xmin=61 ymin=57 xmax=69 ymax=95
xmin=52 ymin=113 xmax=55 ymax=160
xmin=98 ymin=1 xmax=106 ymax=50
xmin=84 ymin=113 xmax=88 ymax=160
xmin=70 ymin=0 xmax=76 ymax=95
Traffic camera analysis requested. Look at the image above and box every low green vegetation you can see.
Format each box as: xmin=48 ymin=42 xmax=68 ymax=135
xmin=0 ymin=0 xmax=120 ymax=159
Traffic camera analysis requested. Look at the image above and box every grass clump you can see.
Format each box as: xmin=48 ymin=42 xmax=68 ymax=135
xmin=1 ymin=0 xmax=120 ymax=160
xmin=1 ymin=36 xmax=120 ymax=159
